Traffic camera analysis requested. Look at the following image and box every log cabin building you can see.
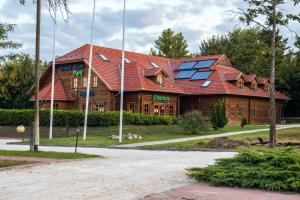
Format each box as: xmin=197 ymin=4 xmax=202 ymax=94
xmin=30 ymin=44 xmax=289 ymax=124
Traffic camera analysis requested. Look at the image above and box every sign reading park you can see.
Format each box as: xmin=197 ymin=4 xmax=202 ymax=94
xmin=153 ymin=95 xmax=170 ymax=101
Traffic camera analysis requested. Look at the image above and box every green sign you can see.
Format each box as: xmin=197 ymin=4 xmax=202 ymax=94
xmin=72 ymin=70 xmax=83 ymax=77
xmin=153 ymin=95 xmax=170 ymax=101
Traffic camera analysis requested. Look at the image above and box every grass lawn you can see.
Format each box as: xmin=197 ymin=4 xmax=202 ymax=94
xmin=187 ymin=147 xmax=300 ymax=192
xmin=0 ymin=159 xmax=36 ymax=168
xmin=13 ymin=124 xmax=268 ymax=147
xmin=144 ymin=127 xmax=300 ymax=150
xmin=0 ymin=150 xmax=98 ymax=159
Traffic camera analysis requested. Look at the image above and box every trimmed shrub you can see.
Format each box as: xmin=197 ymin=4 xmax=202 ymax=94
xmin=240 ymin=117 xmax=248 ymax=128
xmin=0 ymin=109 xmax=178 ymax=127
xmin=179 ymin=110 xmax=208 ymax=134
xmin=187 ymin=147 xmax=300 ymax=193
xmin=211 ymin=100 xmax=228 ymax=130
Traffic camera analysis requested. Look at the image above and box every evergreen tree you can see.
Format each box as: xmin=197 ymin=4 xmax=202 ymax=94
xmin=150 ymin=28 xmax=189 ymax=59
xmin=211 ymin=100 xmax=228 ymax=130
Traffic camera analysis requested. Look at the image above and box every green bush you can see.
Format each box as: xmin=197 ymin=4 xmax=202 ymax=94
xmin=0 ymin=109 xmax=178 ymax=127
xmin=179 ymin=110 xmax=208 ymax=134
xmin=187 ymin=147 xmax=300 ymax=192
xmin=240 ymin=117 xmax=248 ymax=128
xmin=211 ymin=100 xmax=228 ymax=130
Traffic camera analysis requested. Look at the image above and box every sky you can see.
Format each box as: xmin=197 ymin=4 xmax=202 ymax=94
xmin=0 ymin=0 xmax=299 ymax=61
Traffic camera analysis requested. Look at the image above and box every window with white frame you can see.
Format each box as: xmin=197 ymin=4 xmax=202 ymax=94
xmin=93 ymin=76 xmax=98 ymax=87
xmin=73 ymin=78 xmax=78 ymax=89
xmin=83 ymin=77 xmax=88 ymax=88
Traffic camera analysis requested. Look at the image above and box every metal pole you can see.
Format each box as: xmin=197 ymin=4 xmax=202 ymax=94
xmin=118 ymin=0 xmax=126 ymax=143
xmin=49 ymin=10 xmax=57 ymax=140
xmin=83 ymin=0 xmax=96 ymax=140
xmin=34 ymin=0 xmax=41 ymax=151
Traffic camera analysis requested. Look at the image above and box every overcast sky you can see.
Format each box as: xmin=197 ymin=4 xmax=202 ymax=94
xmin=0 ymin=0 xmax=299 ymax=61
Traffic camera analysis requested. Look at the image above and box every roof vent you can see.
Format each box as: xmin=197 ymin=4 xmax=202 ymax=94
xmin=98 ymin=53 xmax=109 ymax=61
xmin=150 ymin=61 xmax=160 ymax=68
xmin=202 ymin=80 xmax=212 ymax=87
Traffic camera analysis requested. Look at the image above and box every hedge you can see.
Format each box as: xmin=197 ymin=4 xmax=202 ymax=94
xmin=0 ymin=109 xmax=178 ymax=127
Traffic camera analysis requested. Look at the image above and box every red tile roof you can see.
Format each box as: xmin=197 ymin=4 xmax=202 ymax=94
xmin=30 ymin=79 xmax=74 ymax=101
xmin=47 ymin=44 xmax=288 ymax=100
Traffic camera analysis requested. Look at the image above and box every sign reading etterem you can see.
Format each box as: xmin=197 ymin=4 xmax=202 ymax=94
xmin=153 ymin=95 xmax=169 ymax=101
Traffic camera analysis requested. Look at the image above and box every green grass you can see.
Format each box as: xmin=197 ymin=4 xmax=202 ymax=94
xmin=0 ymin=159 xmax=35 ymax=168
xmin=145 ymin=127 xmax=300 ymax=150
xmin=187 ymin=147 xmax=300 ymax=192
xmin=13 ymin=124 xmax=268 ymax=147
xmin=0 ymin=150 xmax=98 ymax=159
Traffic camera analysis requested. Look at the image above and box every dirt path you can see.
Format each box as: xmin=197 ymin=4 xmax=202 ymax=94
xmin=0 ymin=139 xmax=234 ymax=200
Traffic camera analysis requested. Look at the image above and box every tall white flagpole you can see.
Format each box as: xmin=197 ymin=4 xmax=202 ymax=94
xmin=83 ymin=0 xmax=96 ymax=140
xmin=49 ymin=10 xmax=57 ymax=140
xmin=119 ymin=0 xmax=126 ymax=143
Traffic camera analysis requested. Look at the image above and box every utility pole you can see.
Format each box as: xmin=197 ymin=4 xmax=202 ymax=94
xmin=34 ymin=0 xmax=41 ymax=151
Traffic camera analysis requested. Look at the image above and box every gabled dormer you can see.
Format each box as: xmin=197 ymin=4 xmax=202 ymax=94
xmin=245 ymin=75 xmax=258 ymax=91
xmin=144 ymin=68 xmax=169 ymax=87
xmin=223 ymin=71 xmax=245 ymax=89
xmin=258 ymin=77 xmax=270 ymax=93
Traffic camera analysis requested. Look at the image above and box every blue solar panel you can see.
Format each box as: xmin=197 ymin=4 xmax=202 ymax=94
xmin=175 ymin=70 xmax=196 ymax=79
xmin=193 ymin=59 xmax=216 ymax=69
xmin=176 ymin=61 xmax=197 ymax=70
xmin=191 ymin=71 xmax=213 ymax=80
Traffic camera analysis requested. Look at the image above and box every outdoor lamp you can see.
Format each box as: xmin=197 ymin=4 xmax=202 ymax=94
xmin=16 ymin=125 xmax=25 ymax=142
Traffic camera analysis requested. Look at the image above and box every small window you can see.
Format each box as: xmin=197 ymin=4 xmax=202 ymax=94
xmin=230 ymin=106 xmax=235 ymax=116
xmin=237 ymin=80 xmax=244 ymax=89
xmin=93 ymin=77 xmax=98 ymax=87
xmin=144 ymin=104 xmax=149 ymax=114
xmin=237 ymin=105 xmax=243 ymax=116
xmin=73 ymin=78 xmax=78 ymax=89
xmin=83 ymin=77 xmax=88 ymax=88
xmin=251 ymin=82 xmax=257 ymax=91
xmin=169 ymin=105 xmax=174 ymax=116
xmin=128 ymin=103 xmax=136 ymax=113
xmin=156 ymin=75 xmax=164 ymax=87
xmin=202 ymin=80 xmax=212 ymax=87
xmin=264 ymin=85 xmax=270 ymax=93
xmin=264 ymin=109 xmax=268 ymax=117
xmin=150 ymin=62 xmax=160 ymax=68
xmin=154 ymin=105 xmax=159 ymax=116
xmin=159 ymin=105 xmax=165 ymax=116
xmin=251 ymin=108 xmax=256 ymax=117
xmin=54 ymin=103 xmax=59 ymax=110
xmin=98 ymin=53 xmax=109 ymax=61
xmin=93 ymin=104 xmax=105 ymax=112
xmin=82 ymin=104 xmax=86 ymax=110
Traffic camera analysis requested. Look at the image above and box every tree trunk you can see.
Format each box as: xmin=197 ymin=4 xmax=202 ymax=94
xmin=269 ymin=0 xmax=277 ymax=148
xmin=34 ymin=0 xmax=41 ymax=151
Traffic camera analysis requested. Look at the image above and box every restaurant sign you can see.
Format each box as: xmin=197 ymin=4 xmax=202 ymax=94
xmin=59 ymin=64 xmax=84 ymax=72
xmin=153 ymin=95 xmax=169 ymax=101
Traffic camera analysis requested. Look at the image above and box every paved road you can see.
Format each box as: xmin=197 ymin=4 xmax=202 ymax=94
xmin=116 ymin=124 xmax=300 ymax=148
xmin=0 ymin=139 xmax=234 ymax=200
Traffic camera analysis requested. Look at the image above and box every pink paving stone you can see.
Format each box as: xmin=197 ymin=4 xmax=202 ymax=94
xmin=144 ymin=183 xmax=300 ymax=200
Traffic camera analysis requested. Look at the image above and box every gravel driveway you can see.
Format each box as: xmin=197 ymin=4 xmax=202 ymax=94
xmin=0 ymin=139 xmax=234 ymax=200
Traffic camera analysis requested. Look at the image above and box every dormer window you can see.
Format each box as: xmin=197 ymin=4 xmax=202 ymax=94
xmin=251 ymin=82 xmax=257 ymax=91
xmin=156 ymin=74 xmax=164 ymax=87
xmin=237 ymin=79 xmax=244 ymax=89
xmin=264 ymin=85 xmax=270 ymax=93
xmin=98 ymin=53 xmax=109 ymax=61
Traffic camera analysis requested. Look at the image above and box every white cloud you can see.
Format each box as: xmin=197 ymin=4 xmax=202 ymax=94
xmin=0 ymin=0 xmax=299 ymax=61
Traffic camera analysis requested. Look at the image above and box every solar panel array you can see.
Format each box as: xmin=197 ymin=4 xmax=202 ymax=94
xmin=191 ymin=71 xmax=213 ymax=80
xmin=175 ymin=70 xmax=196 ymax=79
xmin=176 ymin=59 xmax=216 ymax=70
